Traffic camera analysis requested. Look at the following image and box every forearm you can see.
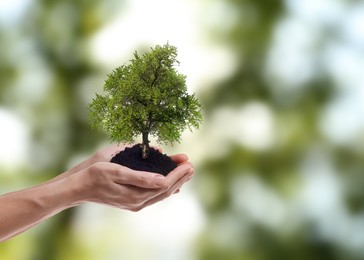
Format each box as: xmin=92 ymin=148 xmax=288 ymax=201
xmin=0 ymin=176 xmax=80 ymax=242
xmin=47 ymin=157 xmax=94 ymax=183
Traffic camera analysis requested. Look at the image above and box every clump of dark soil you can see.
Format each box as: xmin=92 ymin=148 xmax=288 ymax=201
xmin=110 ymin=144 xmax=177 ymax=176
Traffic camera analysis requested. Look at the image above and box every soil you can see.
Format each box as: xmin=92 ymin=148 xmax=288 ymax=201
xmin=110 ymin=144 xmax=177 ymax=176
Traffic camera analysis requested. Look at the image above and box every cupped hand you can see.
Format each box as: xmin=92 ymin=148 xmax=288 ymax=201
xmin=0 ymin=144 xmax=195 ymax=243
xmin=70 ymin=160 xmax=194 ymax=211
xmin=53 ymin=144 xmax=189 ymax=182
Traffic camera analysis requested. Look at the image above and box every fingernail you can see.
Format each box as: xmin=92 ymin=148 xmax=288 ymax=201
xmin=154 ymin=175 xmax=165 ymax=186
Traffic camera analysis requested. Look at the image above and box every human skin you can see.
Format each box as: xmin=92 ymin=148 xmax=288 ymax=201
xmin=0 ymin=144 xmax=194 ymax=242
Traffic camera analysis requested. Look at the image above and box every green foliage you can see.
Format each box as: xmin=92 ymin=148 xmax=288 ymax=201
xmin=3 ymin=0 xmax=364 ymax=258
xmin=89 ymin=43 xmax=203 ymax=146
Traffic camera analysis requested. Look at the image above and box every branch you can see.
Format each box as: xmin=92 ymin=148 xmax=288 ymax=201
xmin=151 ymin=53 xmax=169 ymax=87
xmin=147 ymin=112 xmax=153 ymax=131
xmin=136 ymin=97 xmax=147 ymax=107
xmin=150 ymin=62 xmax=162 ymax=87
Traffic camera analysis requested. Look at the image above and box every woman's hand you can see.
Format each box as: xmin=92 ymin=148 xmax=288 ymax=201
xmin=69 ymin=161 xmax=194 ymax=211
xmin=0 ymin=144 xmax=194 ymax=242
xmin=52 ymin=144 xmax=190 ymax=182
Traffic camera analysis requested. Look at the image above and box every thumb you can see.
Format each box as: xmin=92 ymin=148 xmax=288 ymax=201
xmin=112 ymin=166 xmax=167 ymax=189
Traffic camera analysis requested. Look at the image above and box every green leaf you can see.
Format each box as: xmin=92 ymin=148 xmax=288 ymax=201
xmin=89 ymin=43 xmax=203 ymax=145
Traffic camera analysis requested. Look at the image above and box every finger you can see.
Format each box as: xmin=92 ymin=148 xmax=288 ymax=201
xmin=170 ymin=154 xmax=189 ymax=165
xmin=124 ymin=168 xmax=193 ymax=207
xmin=92 ymin=144 xmax=128 ymax=163
xmin=111 ymin=165 xmax=167 ymax=189
xmin=167 ymin=170 xmax=194 ymax=194
xmin=139 ymin=172 xmax=194 ymax=209
xmin=164 ymin=164 xmax=192 ymax=188
xmin=128 ymin=164 xmax=192 ymax=204
xmin=107 ymin=144 xmax=129 ymax=160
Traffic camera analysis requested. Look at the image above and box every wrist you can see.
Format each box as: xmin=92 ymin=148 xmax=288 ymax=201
xmin=35 ymin=176 xmax=83 ymax=215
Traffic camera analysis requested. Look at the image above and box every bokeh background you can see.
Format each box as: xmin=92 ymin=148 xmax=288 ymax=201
xmin=1 ymin=0 xmax=364 ymax=259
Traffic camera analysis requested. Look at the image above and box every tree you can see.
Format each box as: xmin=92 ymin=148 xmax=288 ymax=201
xmin=89 ymin=43 xmax=202 ymax=159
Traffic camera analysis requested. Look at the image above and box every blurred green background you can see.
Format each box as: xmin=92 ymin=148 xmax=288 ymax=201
xmin=1 ymin=0 xmax=364 ymax=259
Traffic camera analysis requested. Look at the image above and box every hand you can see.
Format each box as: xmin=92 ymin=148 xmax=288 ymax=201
xmin=68 ymin=160 xmax=194 ymax=211
xmin=0 ymin=145 xmax=194 ymax=242
xmin=52 ymin=144 xmax=190 ymax=182
xmin=60 ymin=144 xmax=194 ymax=211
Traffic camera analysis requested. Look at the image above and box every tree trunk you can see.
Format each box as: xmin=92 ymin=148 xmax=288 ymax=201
xmin=141 ymin=131 xmax=150 ymax=159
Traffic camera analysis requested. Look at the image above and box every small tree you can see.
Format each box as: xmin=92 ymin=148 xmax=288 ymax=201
xmin=89 ymin=43 xmax=202 ymax=159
